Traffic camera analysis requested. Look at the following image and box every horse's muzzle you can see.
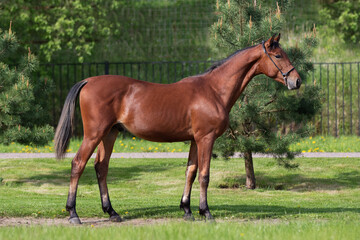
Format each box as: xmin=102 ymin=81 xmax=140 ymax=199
xmin=287 ymin=78 xmax=301 ymax=90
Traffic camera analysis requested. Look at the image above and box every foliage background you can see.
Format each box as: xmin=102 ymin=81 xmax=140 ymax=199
xmin=0 ymin=0 xmax=214 ymax=63
xmin=2 ymin=0 xmax=358 ymax=64
xmin=0 ymin=27 xmax=53 ymax=145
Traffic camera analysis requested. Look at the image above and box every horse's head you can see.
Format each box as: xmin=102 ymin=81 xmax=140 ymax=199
xmin=258 ymin=33 xmax=301 ymax=90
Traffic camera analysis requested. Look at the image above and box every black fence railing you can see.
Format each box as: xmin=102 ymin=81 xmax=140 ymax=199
xmin=36 ymin=60 xmax=360 ymax=137
xmin=311 ymin=62 xmax=360 ymax=136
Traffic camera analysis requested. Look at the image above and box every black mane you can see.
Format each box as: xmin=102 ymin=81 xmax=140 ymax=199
xmin=204 ymin=44 xmax=258 ymax=73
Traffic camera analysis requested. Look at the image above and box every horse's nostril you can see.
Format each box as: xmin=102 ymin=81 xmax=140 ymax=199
xmin=296 ymin=79 xmax=301 ymax=88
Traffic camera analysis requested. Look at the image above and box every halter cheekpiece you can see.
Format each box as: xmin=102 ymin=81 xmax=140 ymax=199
xmin=261 ymin=41 xmax=295 ymax=86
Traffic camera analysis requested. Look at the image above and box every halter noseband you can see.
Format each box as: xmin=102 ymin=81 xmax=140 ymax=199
xmin=261 ymin=41 xmax=295 ymax=86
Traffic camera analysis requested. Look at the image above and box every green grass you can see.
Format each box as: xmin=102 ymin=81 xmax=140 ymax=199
xmin=0 ymin=136 xmax=189 ymax=154
xmin=1 ymin=220 xmax=360 ymax=240
xmin=0 ymin=157 xmax=359 ymax=220
xmin=1 ymin=135 xmax=360 ymax=154
xmin=289 ymin=135 xmax=360 ymax=153
xmin=1 ymin=156 xmax=360 ymax=239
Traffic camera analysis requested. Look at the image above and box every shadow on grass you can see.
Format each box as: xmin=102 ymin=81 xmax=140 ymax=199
xmin=219 ymin=170 xmax=360 ymax=191
xmin=122 ymin=204 xmax=360 ymax=219
xmin=9 ymin=165 xmax=360 ymax=192
xmin=11 ymin=164 xmax=178 ymax=187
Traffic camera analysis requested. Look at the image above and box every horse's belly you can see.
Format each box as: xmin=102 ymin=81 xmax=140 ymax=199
xmin=134 ymin=131 xmax=192 ymax=143
xmin=121 ymin=121 xmax=193 ymax=142
xmin=117 ymin=83 xmax=195 ymax=142
xmin=118 ymin=108 xmax=193 ymax=142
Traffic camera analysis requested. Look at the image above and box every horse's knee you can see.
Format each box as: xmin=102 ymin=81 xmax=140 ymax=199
xmin=199 ymin=174 xmax=210 ymax=186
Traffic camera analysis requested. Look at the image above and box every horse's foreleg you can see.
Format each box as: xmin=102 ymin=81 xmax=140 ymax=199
xmin=196 ymin=134 xmax=215 ymax=221
xmin=94 ymin=127 xmax=121 ymax=222
xmin=180 ymin=140 xmax=198 ymax=220
xmin=66 ymin=138 xmax=99 ymax=224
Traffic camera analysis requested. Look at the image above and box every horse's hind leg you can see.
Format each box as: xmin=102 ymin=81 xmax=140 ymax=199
xmin=94 ymin=127 xmax=121 ymax=222
xmin=66 ymin=137 xmax=100 ymax=224
xmin=180 ymin=140 xmax=198 ymax=220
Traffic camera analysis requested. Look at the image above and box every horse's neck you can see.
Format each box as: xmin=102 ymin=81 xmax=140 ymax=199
xmin=208 ymin=44 xmax=262 ymax=112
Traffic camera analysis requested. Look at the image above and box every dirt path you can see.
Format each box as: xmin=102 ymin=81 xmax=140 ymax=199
xmin=0 ymin=217 xmax=285 ymax=227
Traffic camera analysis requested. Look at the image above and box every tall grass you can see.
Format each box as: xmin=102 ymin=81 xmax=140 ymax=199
xmin=1 ymin=221 xmax=359 ymax=240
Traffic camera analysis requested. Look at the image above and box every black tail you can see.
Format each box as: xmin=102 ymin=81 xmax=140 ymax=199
xmin=54 ymin=80 xmax=87 ymax=159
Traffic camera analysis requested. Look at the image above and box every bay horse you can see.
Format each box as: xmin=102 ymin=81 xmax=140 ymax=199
xmin=54 ymin=34 xmax=301 ymax=224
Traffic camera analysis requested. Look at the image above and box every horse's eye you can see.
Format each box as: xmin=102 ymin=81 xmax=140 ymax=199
xmin=275 ymin=55 xmax=282 ymax=59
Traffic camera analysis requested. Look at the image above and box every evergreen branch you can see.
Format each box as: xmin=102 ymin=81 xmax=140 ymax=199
xmin=252 ymin=37 xmax=262 ymax=43
xmin=264 ymin=95 xmax=277 ymax=106
xmin=219 ymin=30 xmax=238 ymax=48
xmin=228 ymin=125 xmax=238 ymax=140
xmin=260 ymin=108 xmax=287 ymax=114
xmin=249 ymin=82 xmax=263 ymax=88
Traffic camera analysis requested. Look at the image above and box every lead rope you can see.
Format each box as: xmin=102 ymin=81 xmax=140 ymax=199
xmin=261 ymin=41 xmax=295 ymax=86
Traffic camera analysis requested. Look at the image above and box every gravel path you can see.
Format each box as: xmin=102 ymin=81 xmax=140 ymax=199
xmin=1 ymin=152 xmax=360 ymax=159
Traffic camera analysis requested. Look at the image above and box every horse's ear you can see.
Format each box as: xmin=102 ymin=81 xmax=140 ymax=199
xmin=265 ymin=34 xmax=276 ymax=49
xmin=274 ymin=33 xmax=281 ymax=43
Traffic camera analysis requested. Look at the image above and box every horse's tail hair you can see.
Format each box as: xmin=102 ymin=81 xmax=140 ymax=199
xmin=54 ymin=80 xmax=87 ymax=159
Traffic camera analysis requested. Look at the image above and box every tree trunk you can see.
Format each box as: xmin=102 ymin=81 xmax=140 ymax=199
xmin=244 ymin=151 xmax=256 ymax=189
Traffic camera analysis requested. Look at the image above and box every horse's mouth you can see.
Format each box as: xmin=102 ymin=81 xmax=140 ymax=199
xmin=287 ymin=78 xmax=301 ymax=90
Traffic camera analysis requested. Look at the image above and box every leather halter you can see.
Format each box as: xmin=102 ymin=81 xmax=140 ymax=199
xmin=262 ymin=41 xmax=295 ymax=86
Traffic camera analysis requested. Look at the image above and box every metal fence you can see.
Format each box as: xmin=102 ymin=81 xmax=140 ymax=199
xmin=311 ymin=62 xmax=360 ymax=136
xmin=38 ymin=60 xmax=360 ymax=137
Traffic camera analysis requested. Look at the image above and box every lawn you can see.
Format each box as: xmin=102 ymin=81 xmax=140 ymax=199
xmin=1 ymin=220 xmax=359 ymax=240
xmin=1 ymin=135 xmax=360 ymax=154
xmin=289 ymin=135 xmax=360 ymax=153
xmin=0 ymin=136 xmax=188 ymax=154
xmin=0 ymin=156 xmax=359 ymax=239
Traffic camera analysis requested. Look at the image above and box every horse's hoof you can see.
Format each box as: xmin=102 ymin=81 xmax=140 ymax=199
xmin=205 ymin=216 xmax=216 ymax=223
xmin=183 ymin=213 xmax=195 ymax=221
xmin=69 ymin=217 xmax=82 ymax=224
xmin=202 ymin=212 xmax=215 ymax=223
xmin=110 ymin=214 xmax=122 ymax=222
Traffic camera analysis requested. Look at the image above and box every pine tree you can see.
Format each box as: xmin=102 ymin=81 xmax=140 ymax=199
xmin=0 ymin=22 xmax=53 ymax=145
xmin=211 ymin=0 xmax=322 ymax=189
